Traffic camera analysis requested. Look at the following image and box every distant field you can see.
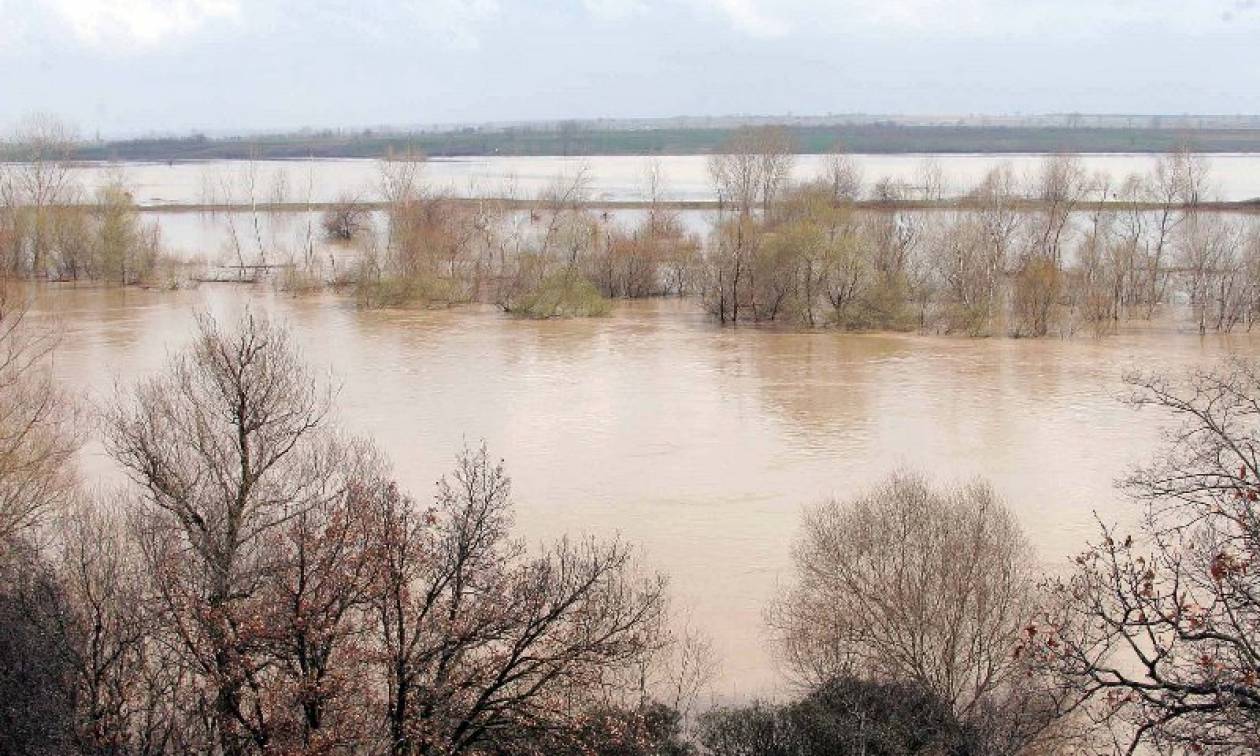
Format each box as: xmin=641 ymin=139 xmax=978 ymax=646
xmin=66 ymin=124 xmax=1260 ymax=161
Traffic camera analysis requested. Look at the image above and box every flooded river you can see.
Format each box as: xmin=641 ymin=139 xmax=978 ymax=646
xmin=27 ymin=284 xmax=1260 ymax=697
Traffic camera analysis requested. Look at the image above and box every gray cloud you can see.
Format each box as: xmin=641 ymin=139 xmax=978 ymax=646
xmin=1 ymin=0 xmax=1256 ymax=135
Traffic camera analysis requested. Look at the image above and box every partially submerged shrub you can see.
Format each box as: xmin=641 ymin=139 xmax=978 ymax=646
xmin=320 ymin=195 xmax=369 ymax=241
xmin=507 ymin=270 xmax=611 ymax=318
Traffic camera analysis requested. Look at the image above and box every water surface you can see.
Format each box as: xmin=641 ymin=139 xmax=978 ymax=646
xmin=31 ymin=286 xmax=1260 ymax=696
xmin=67 ymin=153 xmax=1260 ymax=205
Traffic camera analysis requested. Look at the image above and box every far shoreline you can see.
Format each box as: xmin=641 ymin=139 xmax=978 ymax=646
xmin=43 ymin=123 xmax=1260 ymax=163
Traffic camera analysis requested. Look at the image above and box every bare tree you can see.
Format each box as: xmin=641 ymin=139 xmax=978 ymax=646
xmin=203 ymin=157 xmax=270 ymax=279
xmin=243 ymin=150 xmax=268 ymax=268
xmin=1073 ymin=172 xmax=1123 ymax=335
xmin=257 ymin=438 xmax=386 ymax=752
xmin=59 ymin=498 xmax=184 ymax=754
xmin=0 ymin=288 xmax=81 ymax=544
xmin=823 ymin=144 xmax=863 ymax=205
xmin=1112 ymin=173 xmax=1150 ymax=318
xmin=708 ymin=126 xmax=795 ymax=216
xmin=755 ymin=127 xmax=797 ymax=215
xmin=934 ymin=213 xmax=1000 ymax=335
xmin=1031 ymin=153 xmax=1087 ymax=267
xmin=379 ymin=149 xmax=426 ymax=209
xmin=636 ymin=159 xmax=700 ymax=296
xmin=8 ymin=114 xmax=78 ymax=277
xmin=1146 ymin=161 xmax=1183 ymax=314
xmin=0 ymin=537 xmax=78 ymax=755
xmin=366 ymin=444 xmax=669 ymax=756
xmin=703 ymin=215 xmax=760 ymax=324
xmin=90 ymin=312 xmax=678 ymax=755
xmin=769 ymin=471 xmax=1060 ymax=752
xmin=0 ymin=161 xmax=20 ymax=274
xmin=1178 ymin=213 xmax=1240 ymax=334
xmin=1033 ymin=360 xmax=1260 ymax=753
xmin=918 ymin=157 xmax=948 ymax=201
xmin=972 ymin=163 xmax=1022 ymax=272
xmin=861 ymin=204 xmax=919 ymax=330
xmin=105 ymin=311 xmax=379 ymax=755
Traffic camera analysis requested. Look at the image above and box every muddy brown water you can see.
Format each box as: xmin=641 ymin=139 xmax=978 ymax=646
xmin=27 ymin=285 xmax=1260 ymax=697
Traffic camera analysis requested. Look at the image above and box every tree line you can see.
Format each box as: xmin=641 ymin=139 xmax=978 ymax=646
xmin=319 ymin=128 xmax=1260 ymax=338
xmin=52 ymin=122 xmax=1260 ymax=162
xmin=698 ymin=128 xmax=1260 ymax=337
xmin=7 ymin=117 xmax=1260 ymax=338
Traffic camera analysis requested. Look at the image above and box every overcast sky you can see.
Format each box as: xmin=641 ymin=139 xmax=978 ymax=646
xmin=1 ymin=0 xmax=1258 ymax=137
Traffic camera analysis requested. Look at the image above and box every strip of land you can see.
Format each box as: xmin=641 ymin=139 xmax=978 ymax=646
xmin=117 ymin=198 xmax=1260 ymax=214
xmin=59 ymin=124 xmax=1260 ymax=161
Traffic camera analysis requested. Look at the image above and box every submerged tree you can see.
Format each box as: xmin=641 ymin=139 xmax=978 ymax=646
xmin=3 ymin=114 xmax=78 ymax=277
xmin=93 ymin=169 xmax=161 ymax=284
xmin=708 ymin=126 xmax=796 ymax=217
xmin=321 ymin=193 xmax=370 ymax=241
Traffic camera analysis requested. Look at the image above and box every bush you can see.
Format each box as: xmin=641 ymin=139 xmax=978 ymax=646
xmin=696 ymin=677 xmax=981 ymax=756
xmin=321 ymin=196 xmax=369 ymax=241
xmin=353 ymin=253 xmax=460 ymax=308
xmin=697 ymin=701 xmax=796 ymax=756
xmin=354 ymin=272 xmax=431 ymax=308
xmin=507 ymin=270 xmax=612 ymax=318
xmin=790 ymin=677 xmax=973 ymax=755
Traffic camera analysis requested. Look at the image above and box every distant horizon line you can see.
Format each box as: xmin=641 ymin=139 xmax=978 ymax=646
xmin=54 ymin=111 xmax=1260 ymax=143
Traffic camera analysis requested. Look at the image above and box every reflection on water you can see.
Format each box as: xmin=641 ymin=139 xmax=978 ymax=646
xmin=26 ymin=286 xmax=1260 ymax=695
